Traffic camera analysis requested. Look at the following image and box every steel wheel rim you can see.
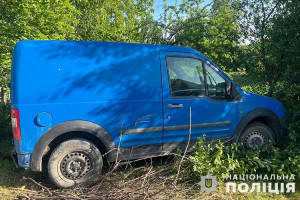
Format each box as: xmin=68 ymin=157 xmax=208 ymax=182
xmin=243 ymin=131 xmax=267 ymax=149
xmin=60 ymin=151 xmax=92 ymax=180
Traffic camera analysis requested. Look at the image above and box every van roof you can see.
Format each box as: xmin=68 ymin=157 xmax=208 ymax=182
xmin=15 ymin=40 xmax=202 ymax=56
xmin=14 ymin=40 xmax=219 ymax=69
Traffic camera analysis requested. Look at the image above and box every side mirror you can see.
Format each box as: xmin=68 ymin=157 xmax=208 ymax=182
xmin=226 ymin=82 xmax=237 ymax=99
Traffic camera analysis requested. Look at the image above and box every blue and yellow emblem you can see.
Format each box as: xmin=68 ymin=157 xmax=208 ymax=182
xmin=205 ymin=179 xmax=212 ymax=188
xmin=197 ymin=173 xmax=219 ymax=193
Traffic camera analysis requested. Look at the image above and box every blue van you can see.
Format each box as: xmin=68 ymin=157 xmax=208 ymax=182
xmin=10 ymin=41 xmax=286 ymax=188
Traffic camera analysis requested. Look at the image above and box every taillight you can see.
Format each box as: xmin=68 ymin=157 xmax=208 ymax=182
xmin=11 ymin=108 xmax=21 ymax=141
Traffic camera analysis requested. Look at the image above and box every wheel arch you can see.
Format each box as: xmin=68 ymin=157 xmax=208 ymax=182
xmin=232 ymin=108 xmax=281 ymax=143
xmin=30 ymin=120 xmax=116 ymax=172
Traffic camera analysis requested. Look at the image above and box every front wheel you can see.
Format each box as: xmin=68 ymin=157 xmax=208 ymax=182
xmin=48 ymin=139 xmax=103 ymax=188
xmin=239 ymin=122 xmax=275 ymax=150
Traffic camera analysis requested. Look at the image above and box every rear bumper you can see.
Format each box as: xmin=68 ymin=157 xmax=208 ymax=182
xmin=277 ymin=116 xmax=287 ymax=142
xmin=11 ymin=151 xmax=31 ymax=168
xmin=12 ymin=140 xmax=31 ymax=169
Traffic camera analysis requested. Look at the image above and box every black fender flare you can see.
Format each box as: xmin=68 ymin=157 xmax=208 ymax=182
xmin=232 ymin=108 xmax=281 ymax=143
xmin=30 ymin=120 xmax=116 ymax=172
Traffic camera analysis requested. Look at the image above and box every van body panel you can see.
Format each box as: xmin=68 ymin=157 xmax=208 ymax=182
xmin=11 ymin=41 xmax=169 ymax=154
xmin=159 ymin=51 xmax=238 ymax=146
xmin=10 ymin=40 xmax=286 ymax=171
xmin=237 ymin=90 xmax=286 ymax=119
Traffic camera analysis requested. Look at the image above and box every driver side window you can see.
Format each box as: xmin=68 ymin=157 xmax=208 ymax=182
xmin=166 ymin=57 xmax=205 ymax=98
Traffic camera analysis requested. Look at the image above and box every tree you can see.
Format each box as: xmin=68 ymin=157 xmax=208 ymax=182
xmin=71 ymin=0 xmax=154 ymax=43
xmin=0 ymin=0 xmax=155 ymax=89
xmin=239 ymin=0 xmax=283 ymax=83
xmin=156 ymin=0 xmax=241 ymax=70
xmin=0 ymin=0 xmax=78 ymax=88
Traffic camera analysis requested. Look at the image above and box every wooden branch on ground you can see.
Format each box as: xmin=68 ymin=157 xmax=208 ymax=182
xmin=21 ymin=177 xmax=53 ymax=196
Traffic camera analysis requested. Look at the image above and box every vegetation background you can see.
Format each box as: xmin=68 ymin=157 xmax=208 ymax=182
xmin=0 ymin=0 xmax=299 ymax=199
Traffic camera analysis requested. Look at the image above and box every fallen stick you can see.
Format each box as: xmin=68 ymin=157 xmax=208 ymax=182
xmin=21 ymin=177 xmax=52 ymax=196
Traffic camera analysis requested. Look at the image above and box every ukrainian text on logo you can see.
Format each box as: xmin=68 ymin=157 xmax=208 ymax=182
xmin=225 ymin=174 xmax=296 ymax=194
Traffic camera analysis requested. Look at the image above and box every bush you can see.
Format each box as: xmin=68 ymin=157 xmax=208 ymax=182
xmin=182 ymin=72 xmax=300 ymax=184
xmin=0 ymin=102 xmax=12 ymax=141
xmin=188 ymin=137 xmax=300 ymax=181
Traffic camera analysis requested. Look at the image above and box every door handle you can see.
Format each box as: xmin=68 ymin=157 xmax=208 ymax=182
xmin=168 ymin=104 xmax=183 ymax=109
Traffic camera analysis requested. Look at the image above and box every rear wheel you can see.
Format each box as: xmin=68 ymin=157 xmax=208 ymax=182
xmin=48 ymin=139 xmax=103 ymax=188
xmin=239 ymin=122 xmax=274 ymax=150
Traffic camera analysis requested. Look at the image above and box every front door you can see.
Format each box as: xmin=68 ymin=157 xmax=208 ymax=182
xmin=160 ymin=51 xmax=238 ymax=152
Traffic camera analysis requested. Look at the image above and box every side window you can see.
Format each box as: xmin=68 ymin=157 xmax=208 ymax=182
xmin=166 ymin=57 xmax=205 ymax=98
xmin=204 ymin=63 xmax=226 ymax=99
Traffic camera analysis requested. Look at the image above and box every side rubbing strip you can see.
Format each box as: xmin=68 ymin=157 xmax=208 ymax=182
xmin=124 ymin=127 xmax=163 ymax=134
xmin=164 ymin=121 xmax=232 ymax=131
xmin=121 ymin=121 xmax=232 ymax=134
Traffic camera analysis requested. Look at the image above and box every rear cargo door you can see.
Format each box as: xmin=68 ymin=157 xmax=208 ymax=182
xmin=160 ymin=51 xmax=237 ymax=152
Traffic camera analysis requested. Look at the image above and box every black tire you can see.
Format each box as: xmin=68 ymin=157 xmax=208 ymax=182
xmin=48 ymin=139 xmax=103 ymax=188
xmin=239 ymin=122 xmax=275 ymax=150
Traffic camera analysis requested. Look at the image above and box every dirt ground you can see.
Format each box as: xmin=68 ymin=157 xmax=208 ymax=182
xmin=0 ymin=141 xmax=299 ymax=200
